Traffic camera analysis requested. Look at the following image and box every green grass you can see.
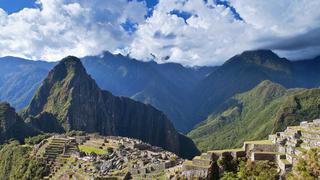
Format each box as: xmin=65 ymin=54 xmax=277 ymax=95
xmin=244 ymin=140 xmax=273 ymax=145
xmin=0 ymin=141 xmax=49 ymax=180
xmin=295 ymin=147 xmax=307 ymax=153
xmin=183 ymin=160 xmax=211 ymax=168
xmin=208 ymin=148 xmax=244 ymax=153
xmin=253 ymin=152 xmax=282 ymax=155
xmin=281 ymin=159 xmax=290 ymax=165
xmin=78 ymin=145 xmax=106 ymax=155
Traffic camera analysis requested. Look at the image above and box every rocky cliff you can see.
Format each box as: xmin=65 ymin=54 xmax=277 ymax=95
xmin=22 ymin=56 xmax=199 ymax=159
xmin=0 ymin=102 xmax=37 ymax=143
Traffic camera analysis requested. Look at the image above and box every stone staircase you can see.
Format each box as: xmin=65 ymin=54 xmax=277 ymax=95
xmin=43 ymin=137 xmax=78 ymax=179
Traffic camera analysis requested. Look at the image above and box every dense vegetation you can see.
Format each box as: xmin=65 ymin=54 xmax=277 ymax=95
xmin=220 ymin=159 xmax=278 ymax=180
xmin=0 ymin=141 xmax=49 ymax=180
xmin=287 ymin=148 xmax=320 ymax=179
xmin=189 ymin=80 xmax=320 ymax=151
xmin=24 ymin=134 xmax=51 ymax=145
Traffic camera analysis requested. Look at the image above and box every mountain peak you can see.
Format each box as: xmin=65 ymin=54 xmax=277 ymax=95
xmin=59 ymin=56 xmax=86 ymax=73
xmin=223 ymin=49 xmax=291 ymax=73
xmin=241 ymin=49 xmax=278 ymax=58
xmin=22 ymin=56 xmax=199 ymax=158
xmin=60 ymin=56 xmax=81 ymax=65
xmin=238 ymin=80 xmax=287 ymax=108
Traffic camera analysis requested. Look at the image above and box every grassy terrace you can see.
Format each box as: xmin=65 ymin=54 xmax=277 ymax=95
xmin=281 ymin=159 xmax=291 ymax=165
xmin=208 ymin=148 xmax=244 ymax=153
xmin=244 ymin=140 xmax=273 ymax=145
xmin=183 ymin=160 xmax=211 ymax=168
xmin=287 ymin=153 xmax=298 ymax=159
xmin=286 ymin=126 xmax=303 ymax=130
xmin=295 ymin=146 xmax=307 ymax=153
xmin=79 ymin=145 xmax=106 ymax=155
xmin=193 ymin=156 xmax=211 ymax=162
xmin=253 ymin=151 xmax=283 ymax=155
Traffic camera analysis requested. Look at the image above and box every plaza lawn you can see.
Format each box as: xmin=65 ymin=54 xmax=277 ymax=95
xmin=79 ymin=145 xmax=106 ymax=155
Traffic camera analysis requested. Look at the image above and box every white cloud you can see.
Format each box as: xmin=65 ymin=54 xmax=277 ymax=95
xmin=230 ymin=0 xmax=320 ymax=61
xmin=128 ymin=0 xmax=320 ymax=66
xmin=129 ymin=0 xmax=250 ymax=66
xmin=230 ymin=0 xmax=320 ymax=35
xmin=0 ymin=0 xmax=147 ymax=61
xmin=0 ymin=0 xmax=320 ymax=65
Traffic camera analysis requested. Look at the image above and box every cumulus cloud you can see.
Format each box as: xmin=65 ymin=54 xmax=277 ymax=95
xmin=230 ymin=0 xmax=320 ymax=61
xmin=0 ymin=0 xmax=147 ymax=61
xmin=0 ymin=0 xmax=320 ymax=65
xmin=129 ymin=0 xmax=320 ymax=66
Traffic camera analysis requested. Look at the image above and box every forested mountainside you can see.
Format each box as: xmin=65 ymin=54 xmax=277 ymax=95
xmin=189 ymin=80 xmax=320 ymax=151
xmin=192 ymin=50 xmax=320 ymax=128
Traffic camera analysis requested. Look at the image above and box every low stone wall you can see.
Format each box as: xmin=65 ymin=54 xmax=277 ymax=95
xmin=244 ymin=143 xmax=277 ymax=155
xmin=250 ymin=152 xmax=277 ymax=161
xmin=277 ymin=159 xmax=292 ymax=172
xmin=193 ymin=157 xmax=212 ymax=167
xmin=231 ymin=150 xmax=246 ymax=158
xmin=182 ymin=169 xmax=211 ymax=179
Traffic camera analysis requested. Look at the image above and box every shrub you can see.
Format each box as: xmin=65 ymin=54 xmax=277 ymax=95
xmin=24 ymin=134 xmax=51 ymax=145
xmin=66 ymin=130 xmax=86 ymax=137
xmin=288 ymin=148 xmax=320 ymax=179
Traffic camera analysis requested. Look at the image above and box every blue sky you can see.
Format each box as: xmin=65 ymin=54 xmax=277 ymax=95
xmin=0 ymin=0 xmax=159 ymax=14
xmin=0 ymin=0 xmax=320 ymax=66
xmin=0 ymin=0 xmax=37 ymax=14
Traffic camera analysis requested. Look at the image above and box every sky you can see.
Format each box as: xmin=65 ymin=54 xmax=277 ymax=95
xmin=0 ymin=0 xmax=320 ymax=66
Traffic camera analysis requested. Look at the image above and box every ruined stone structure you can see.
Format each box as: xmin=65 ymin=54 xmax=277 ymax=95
xmin=182 ymin=119 xmax=320 ymax=179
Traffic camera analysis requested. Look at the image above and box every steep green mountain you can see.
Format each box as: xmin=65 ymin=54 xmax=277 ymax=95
xmin=0 ymin=54 xmax=213 ymax=132
xmin=193 ymin=50 xmax=293 ymax=126
xmin=0 ymin=102 xmax=38 ymax=144
xmin=21 ymin=56 xmax=199 ymax=158
xmin=189 ymin=80 xmax=320 ymax=151
xmin=82 ymin=52 xmax=214 ymax=132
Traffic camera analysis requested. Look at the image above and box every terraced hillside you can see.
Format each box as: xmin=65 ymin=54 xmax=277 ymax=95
xmin=182 ymin=119 xmax=320 ymax=179
xmin=12 ymin=134 xmax=186 ymax=179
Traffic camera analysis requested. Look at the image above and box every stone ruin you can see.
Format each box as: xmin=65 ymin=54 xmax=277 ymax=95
xmin=182 ymin=119 xmax=320 ymax=179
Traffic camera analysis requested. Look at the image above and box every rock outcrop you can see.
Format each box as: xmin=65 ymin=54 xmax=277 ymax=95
xmin=22 ymin=56 xmax=199 ymax=159
xmin=0 ymin=102 xmax=37 ymax=143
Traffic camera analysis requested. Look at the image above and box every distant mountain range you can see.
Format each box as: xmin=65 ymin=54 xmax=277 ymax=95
xmin=1 ymin=49 xmax=320 ymax=136
xmin=0 ymin=54 xmax=214 ymax=132
xmin=193 ymin=50 xmax=320 ymax=126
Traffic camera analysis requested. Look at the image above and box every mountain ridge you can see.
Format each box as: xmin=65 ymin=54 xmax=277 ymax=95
xmin=1 ymin=50 xmax=320 ymax=133
xmin=189 ymin=80 xmax=320 ymax=151
xmin=21 ymin=56 xmax=199 ymax=158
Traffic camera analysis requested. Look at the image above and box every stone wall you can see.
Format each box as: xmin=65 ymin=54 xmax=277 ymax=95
xmin=250 ymin=152 xmax=277 ymax=161
xmin=244 ymin=143 xmax=277 ymax=155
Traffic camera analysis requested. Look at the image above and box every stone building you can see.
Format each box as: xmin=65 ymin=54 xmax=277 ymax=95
xmin=182 ymin=119 xmax=320 ymax=179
